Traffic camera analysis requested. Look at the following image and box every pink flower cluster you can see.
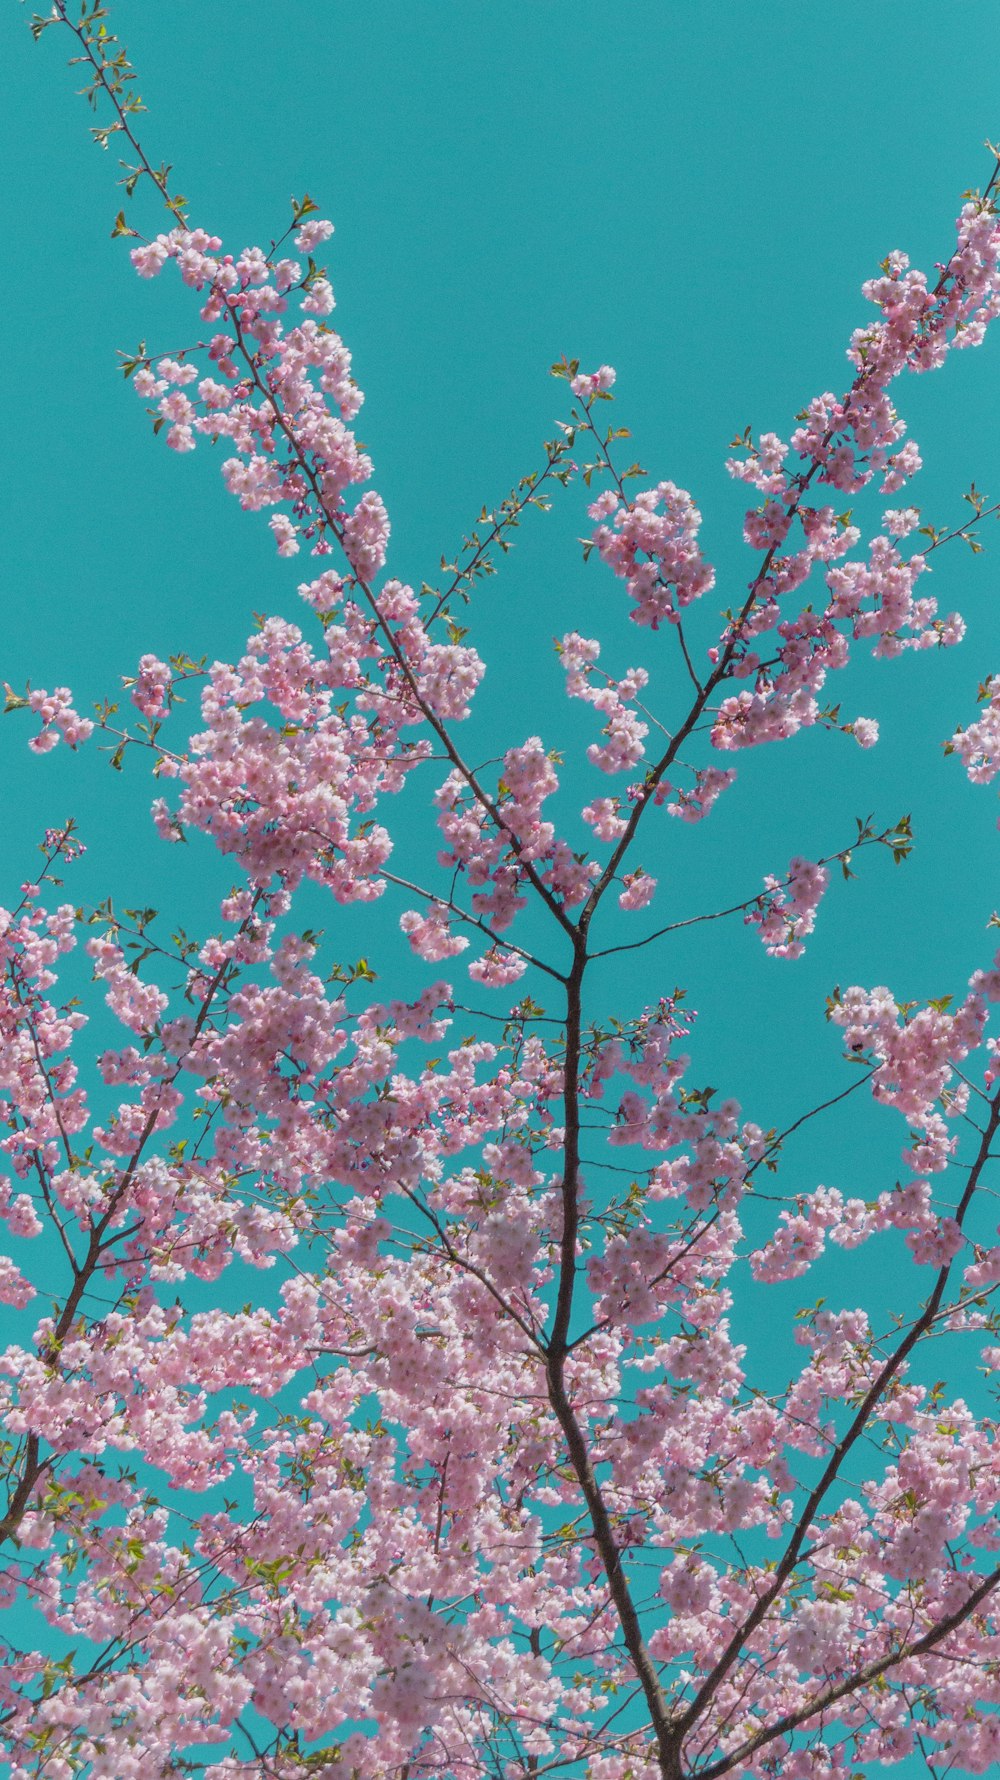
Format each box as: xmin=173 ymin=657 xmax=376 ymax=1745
xmin=147 ymin=609 xmax=451 ymax=898
xmin=662 ymin=764 xmax=738 ymax=824
xmin=745 ymin=856 xmax=830 ymax=958
xmin=706 ymin=207 xmax=1000 ymax=759
xmin=561 ymin=631 xmax=650 ymax=773
xmin=23 ymin=685 xmax=95 ymax=753
xmin=129 ymin=223 xmax=381 ymax=570
xmin=570 ymin=363 xmax=616 ymax=400
xmin=750 ymin=1184 xmax=877 ymax=1282
xmin=587 ymin=481 xmax=716 ymax=628
xmin=422 ymin=735 xmax=612 ymax=969
xmin=830 ymin=980 xmax=986 ymax=1126
xmin=7 ymin=841 xmax=1000 ymax=1774
xmin=952 ymin=674 xmax=1000 ymax=791
xmin=130 ymin=652 xmax=172 ymax=720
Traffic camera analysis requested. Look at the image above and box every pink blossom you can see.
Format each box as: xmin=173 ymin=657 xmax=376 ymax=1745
xmin=268 ymin=513 xmax=301 ymax=557
xmin=570 ymin=363 xmax=616 ymax=399
xmin=618 ymin=870 xmax=656 ymax=911
xmin=0 ymin=1254 xmax=35 ymax=1307
xmin=130 ymin=654 xmax=172 ymax=720
xmin=400 ymin=905 xmax=469 ymax=961
xmin=850 ymin=715 xmax=880 ymax=747
xmin=25 ymin=686 xmax=95 ymax=752
xmin=294 ymin=218 xmax=335 ymax=252
xmin=745 ymin=856 xmax=830 ymax=958
xmin=467 ymin=947 xmax=528 ymax=987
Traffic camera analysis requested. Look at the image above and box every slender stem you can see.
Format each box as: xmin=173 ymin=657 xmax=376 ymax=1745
xmin=591 ymin=822 xmax=902 ymax=959
xmin=426 ymin=443 xmax=571 ymax=628
xmin=923 ymin=496 xmax=1000 ymax=556
xmin=381 ymin=869 xmax=566 ymax=983
xmin=53 ymin=1 xmax=182 ymax=216
xmin=745 ymin=1067 xmax=876 ymax=1179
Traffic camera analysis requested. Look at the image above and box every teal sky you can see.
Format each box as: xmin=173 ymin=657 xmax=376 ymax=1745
xmin=5 ymin=2 xmax=999 ymax=1149
xmin=4 ymin=5 xmax=1000 ymax=1765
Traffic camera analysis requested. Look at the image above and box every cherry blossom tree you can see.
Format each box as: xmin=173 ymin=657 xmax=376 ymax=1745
xmin=7 ymin=5 xmax=1000 ymax=1777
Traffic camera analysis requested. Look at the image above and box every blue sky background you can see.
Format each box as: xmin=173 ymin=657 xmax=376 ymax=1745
xmin=3 ymin=4 xmax=1000 ymax=1762
xmin=2 ymin=5 xmax=999 ymax=1314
